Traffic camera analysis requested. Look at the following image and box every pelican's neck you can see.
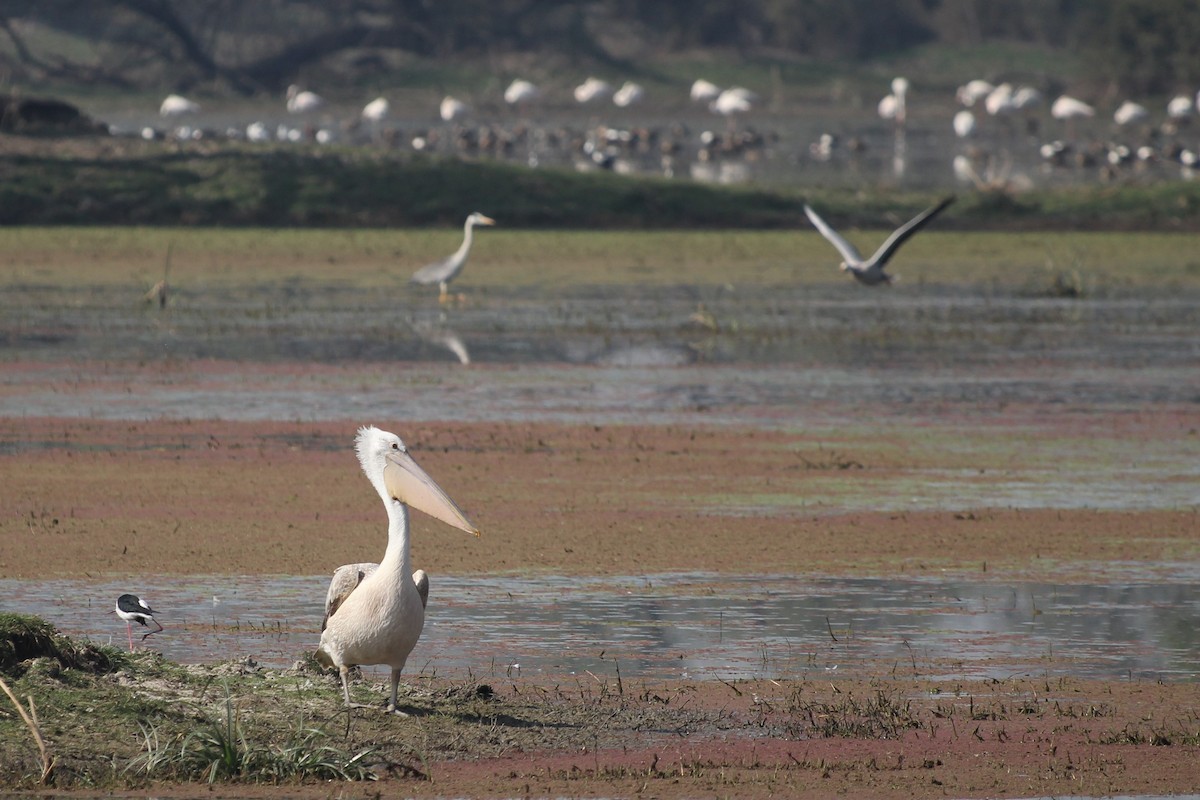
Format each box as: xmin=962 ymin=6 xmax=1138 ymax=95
xmin=379 ymin=497 xmax=412 ymax=573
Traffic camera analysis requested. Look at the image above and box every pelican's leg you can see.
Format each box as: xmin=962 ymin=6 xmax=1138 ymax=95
xmin=387 ymin=668 xmax=411 ymax=716
xmin=338 ymin=665 xmax=371 ymax=710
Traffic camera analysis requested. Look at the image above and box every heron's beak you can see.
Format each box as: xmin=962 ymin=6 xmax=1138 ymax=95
xmin=478 ymin=215 xmax=496 ymax=226
xmin=383 ymin=449 xmax=480 ymax=536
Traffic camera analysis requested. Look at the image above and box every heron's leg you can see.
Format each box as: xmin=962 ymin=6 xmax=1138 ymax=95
xmin=387 ymin=668 xmax=411 ymax=716
xmin=438 ymin=282 xmax=450 ymax=304
xmin=126 ymin=622 xmax=134 ymax=652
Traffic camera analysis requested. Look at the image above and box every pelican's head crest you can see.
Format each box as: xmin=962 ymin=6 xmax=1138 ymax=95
xmin=355 ymin=425 xmax=405 ymax=472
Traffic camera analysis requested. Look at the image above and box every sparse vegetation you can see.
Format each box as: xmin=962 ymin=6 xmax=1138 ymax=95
xmin=0 ymin=617 xmax=1196 ymax=795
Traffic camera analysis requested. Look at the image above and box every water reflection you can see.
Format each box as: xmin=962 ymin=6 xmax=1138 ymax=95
xmin=5 ymin=572 xmax=1197 ymax=683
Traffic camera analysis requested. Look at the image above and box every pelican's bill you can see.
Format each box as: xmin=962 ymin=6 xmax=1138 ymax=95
xmin=383 ymin=449 xmax=480 ymax=535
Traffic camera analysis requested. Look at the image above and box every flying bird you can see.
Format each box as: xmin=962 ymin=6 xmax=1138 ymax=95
xmin=316 ymin=426 xmax=479 ymax=713
xmin=112 ymin=594 xmax=163 ymax=651
xmin=803 ymin=197 xmax=956 ymax=286
xmin=410 ymin=212 xmax=496 ymax=303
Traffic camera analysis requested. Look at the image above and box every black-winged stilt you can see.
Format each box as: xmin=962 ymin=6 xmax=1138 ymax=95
xmin=113 ymin=593 xmax=163 ymax=651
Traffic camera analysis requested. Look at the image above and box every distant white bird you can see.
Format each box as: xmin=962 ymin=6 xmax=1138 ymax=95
xmin=803 ymin=196 xmax=956 ymax=286
xmin=361 ymin=97 xmax=390 ymax=121
xmin=690 ymin=79 xmax=722 ymax=103
xmin=504 ymin=79 xmax=540 ymax=106
xmin=878 ymin=94 xmax=901 ymax=121
xmin=410 ymin=212 xmax=497 ymax=303
xmin=439 ymin=96 xmax=469 ymax=122
xmin=953 ymin=109 xmax=976 ymax=138
xmin=1011 ymin=86 xmax=1042 ymax=111
xmin=574 ymin=77 xmax=613 ymax=104
xmin=710 ymin=87 xmax=755 ymax=116
xmin=985 ymin=83 xmax=1014 ymax=116
xmin=286 ymin=85 xmax=325 ymax=113
xmin=316 ymin=426 xmax=479 ymax=713
xmin=246 ymin=121 xmax=270 ymax=142
xmin=956 ymin=80 xmax=994 ymax=107
xmin=159 ymin=94 xmax=200 ymax=117
xmin=1051 ymin=95 xmax=1094 ymax=120
xmin=878 ymin=77 xmax=909 ymax=124
xmin=112 ymin=593 xmax=163 ymax=651
xmin=1113 ymin=100 xmax=1149 ymax=126
xmin=613 ymin=81 xmax=645 ymax=107
xmin=1168 ymin=95 xmax=1194 ymax=119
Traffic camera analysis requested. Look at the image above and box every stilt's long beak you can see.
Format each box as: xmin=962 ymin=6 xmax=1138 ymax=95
xmin=383 ymin=449 xmax=480 ymax=535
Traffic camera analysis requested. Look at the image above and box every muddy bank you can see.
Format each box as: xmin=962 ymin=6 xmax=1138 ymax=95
xmin=3 ymin=417 xmax=1197 ymax=581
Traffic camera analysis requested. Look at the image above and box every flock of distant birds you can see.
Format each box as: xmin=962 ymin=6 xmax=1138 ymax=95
xmin=146 ymin=73 xmax=1200 ymax=189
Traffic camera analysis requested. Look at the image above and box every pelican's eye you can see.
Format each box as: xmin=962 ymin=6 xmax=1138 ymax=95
xmin=391 ymin=442 xmax=399 ymax=450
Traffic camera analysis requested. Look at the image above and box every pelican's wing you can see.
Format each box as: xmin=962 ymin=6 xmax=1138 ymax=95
xmin=411 ymin=255 xmax=455 ymax=285
xmin=413 ymin=569 xmax=429 ymax=609
xmin=804 ymin=205 xmax=864 ymax=265
xmin=868 ymin=196 xmax=956 ymax=267
xmin=321 ymin=562 xmax=377 ymax=631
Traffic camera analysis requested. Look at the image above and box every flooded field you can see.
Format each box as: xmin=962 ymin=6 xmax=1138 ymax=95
xmin=1 ymin=228 xmax=1198 ymax=797
xmin=7 ymin=571 xmax=1199 ymax=683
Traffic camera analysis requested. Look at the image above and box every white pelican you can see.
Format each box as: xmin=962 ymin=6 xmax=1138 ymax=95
xmin=953 ymin=110 xmax=976 ymax=138
xmin=410 ymin=212 xmax=496 ymax=303
xmin=613 ymin=81 xmax=645 ymax=107
xmin=574 ymin=77 xmax=613 ymax=104
xmin=112 ymin=593 xmax=163 ymax=651
xmin=440 ymin=96 xmax=469 ymax=122
xmin=362 ymin=97 xmax=390 ymax=121
xmin=690 ymin=79 xmax=721 ymax=104
xmin=1113 ymin=100 xmax=1148 ymax=126
xmin=504 ymin=79 xmax=540 ymax=106
xmin=710 ymin=87 xmax=754 ymax=116
xmin=159 ymin=94 xmax=200 ymax=116
xmin=803 ymin=196 xmax=955 ymax=286
xmin=323 ymin=565 xmax=428 ymax=632
xmin=984 ymin=83 xmax=1014 ymax=116
xmin=1051 ymin=95 xmax=1094 ymax=120
xmin=245 ymin=121 xmax=271 ymax=142
xmin=1168 ymin=95 xmax=1194 ymax=119
xmin=956 ymin=79 xmax=994 ymax=107
xmin=1011 ymin=86 xmax=1042 ymax=111
xmin=316 ymin=426 xmax=479 ymax=713
xmin=1052 ymin=95 xmax=1095 ymax=138
xmin=286 ymin=85 xmax=325 ymax=114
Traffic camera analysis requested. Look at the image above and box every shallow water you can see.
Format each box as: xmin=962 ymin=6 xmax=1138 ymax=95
xmin=6 ymin=571 xmax=1198 ymax=683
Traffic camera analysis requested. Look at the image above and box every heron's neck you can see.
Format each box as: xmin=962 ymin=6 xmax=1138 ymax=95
xmin=379 ymin=499 xmax=412 ymax=573
xmin=454 ymin=221 xmax=475 ymax=262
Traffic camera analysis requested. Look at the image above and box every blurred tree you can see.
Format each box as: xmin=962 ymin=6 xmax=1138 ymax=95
xmin=1102 ymin=0 xmax=1200 ymax=94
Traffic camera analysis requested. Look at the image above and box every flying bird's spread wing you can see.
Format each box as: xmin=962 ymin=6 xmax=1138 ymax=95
xmin=804 ymin=204 xmax=864 ymax=265
xmin=869 ymin=196 xmax=956 ymax=267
